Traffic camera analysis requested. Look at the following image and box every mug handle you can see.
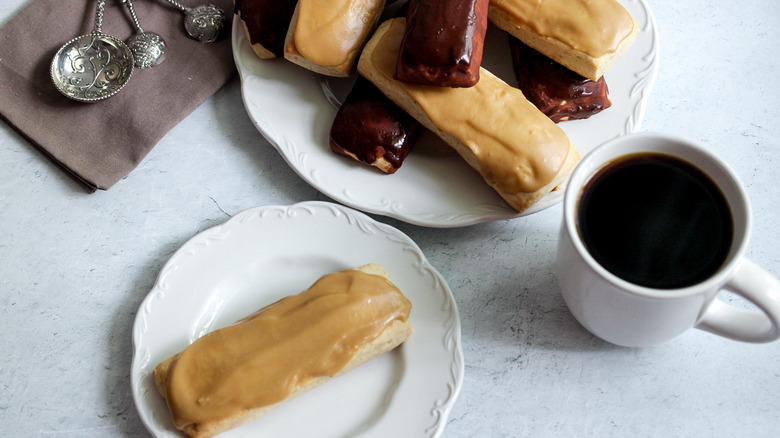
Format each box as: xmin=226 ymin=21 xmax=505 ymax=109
xmin=696 ymin=259 xmax=780 ymax=343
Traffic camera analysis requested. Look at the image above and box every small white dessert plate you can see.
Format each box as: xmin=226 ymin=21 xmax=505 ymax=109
xmin=131 ymin=202 xmax=464 ymax=437
xmin=232 ymin=0 xmax=659 ymax=227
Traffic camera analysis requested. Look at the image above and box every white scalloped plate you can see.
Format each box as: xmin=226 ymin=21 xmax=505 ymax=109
xmin=233 ymin=0 xmax=659 ymax=227
xmin=131 ymin=202 xmax=463 ymax=438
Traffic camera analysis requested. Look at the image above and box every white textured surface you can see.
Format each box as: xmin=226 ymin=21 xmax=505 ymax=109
xmin=1 ymin=1 xmax=779 ymax=437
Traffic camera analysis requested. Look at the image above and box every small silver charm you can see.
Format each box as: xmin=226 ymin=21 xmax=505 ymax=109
xmin=127 ymin=31 xmax=167 ymax=69
xmin=184 ymin=4 xmax=227 ymax=43
xmin=123 ymin=0 xmax=167 ymax=69
xmin=160 ymin=0 xmax=227 ymax=43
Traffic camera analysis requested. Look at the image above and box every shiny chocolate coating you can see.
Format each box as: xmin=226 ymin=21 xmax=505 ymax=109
xmin=234 ymin=0 xmax=297 ymax=57
xmin=509 ymin=36 xmax=611 ymax=122
xmin=330 ymin=76 xmax=421 ymax=173
xmin=395 ymin=0 xmax=489 ymax=87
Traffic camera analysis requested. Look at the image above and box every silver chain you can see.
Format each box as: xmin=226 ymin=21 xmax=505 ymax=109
xmin=94 ymin=0 xmax=106 ymax=33
xmin=160 ymin=0 xmax=191 ymax=13
xmin=121 ymin=0 xmax=144 ymax=33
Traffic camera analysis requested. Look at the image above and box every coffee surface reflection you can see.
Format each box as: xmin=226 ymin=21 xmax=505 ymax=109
xmin=577 ymin=152 xmax=733 ymax=289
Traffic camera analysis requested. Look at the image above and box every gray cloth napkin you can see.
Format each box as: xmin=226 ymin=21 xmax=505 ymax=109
xmin=0 ymin=0 xmax=236 ymax=192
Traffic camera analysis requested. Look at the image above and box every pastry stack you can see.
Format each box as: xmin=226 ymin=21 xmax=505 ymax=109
xmin=235 ymin=0 xmax=638 ymax=213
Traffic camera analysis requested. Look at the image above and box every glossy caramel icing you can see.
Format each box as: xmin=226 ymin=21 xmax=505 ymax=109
xmin=160 ymin=268 xmax=411 ymax=430
xmin=369 ymin=18 xmax=570 ymax=193
xmin=293 ymin=0 xmax=385 ymax=67
xmin=490 ymin=0 xmax=635 ymax=57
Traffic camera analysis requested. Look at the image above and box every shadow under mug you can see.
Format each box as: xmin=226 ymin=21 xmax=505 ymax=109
xmin=556 ymin=132 xmax=780 ymax=347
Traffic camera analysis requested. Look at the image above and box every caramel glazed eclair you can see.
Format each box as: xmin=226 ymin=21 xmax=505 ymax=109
xmin=284 ymin=0 xmax=388 ymax=77
xmin=488 ymin=0 xmax=639 ymax=81
xmin=358 ymin=17 xmax=580 ymax=213
xmin=153 ymin=264 xmax=412 ymax=438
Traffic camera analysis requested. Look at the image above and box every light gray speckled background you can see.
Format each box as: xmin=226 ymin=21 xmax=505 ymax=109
xmin=1 ymin=1 xmax=779 ymax=437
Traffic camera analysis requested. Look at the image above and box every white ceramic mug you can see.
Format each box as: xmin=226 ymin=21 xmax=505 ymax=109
xmin=556 ymin=132 xmax=780 ymax=347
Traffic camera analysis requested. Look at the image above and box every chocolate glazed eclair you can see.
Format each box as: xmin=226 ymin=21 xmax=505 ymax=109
xmin=509 ymin=37 xmax=612 ymax=123
xmin=395 ymin=0 xmax=489 ymax=87
xmin=329 ymin=76 xmax=421 ymax=174
xmin=234 ymin=0 xmax=297 ymax=59
xmin=329 ymin=1 xmax=420 ymax=174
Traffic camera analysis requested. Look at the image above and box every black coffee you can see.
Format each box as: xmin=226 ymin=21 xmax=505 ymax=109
xmin=577 ymin=153 xmax=733 ymax=289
